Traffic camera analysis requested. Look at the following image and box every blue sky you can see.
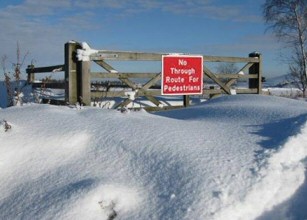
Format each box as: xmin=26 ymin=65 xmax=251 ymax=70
xmin=0 ymin=0 xmax=288 ymax=79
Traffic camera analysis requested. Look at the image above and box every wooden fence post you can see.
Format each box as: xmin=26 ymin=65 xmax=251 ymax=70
xmin=27 ymin=64 xmax=35 ymax=83
xmin=65 ymin=42 xmax=80 ymax=104
xmin=79 ymin=61 xmax=91 ymax=105
xmin=183 ymin=95 xmax=190 ymax=107
xmin=248 ymin=52 xmax=262 ymax=94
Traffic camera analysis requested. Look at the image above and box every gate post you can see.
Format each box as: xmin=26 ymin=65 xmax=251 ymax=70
xmin=79 ymin=60 xmax=91 ymax=106
xmin=248 ymin=52 xmax=262 ymax=94
xmin=27 ymin=64 xmax=35 ymax=83
xmin=183 ymin=95 xmax=190 ymax=107
xmin=65 ymin=42 xmax=80 ymax=104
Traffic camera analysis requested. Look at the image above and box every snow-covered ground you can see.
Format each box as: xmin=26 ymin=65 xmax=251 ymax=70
xmin=1 ymin=94 xmax=307 ymax=220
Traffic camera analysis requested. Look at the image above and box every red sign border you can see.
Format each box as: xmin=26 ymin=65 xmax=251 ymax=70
xmin=161 ymin=54 xmax=204 ymax=96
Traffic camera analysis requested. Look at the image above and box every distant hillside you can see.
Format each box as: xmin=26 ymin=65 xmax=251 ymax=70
xmin=264 ymin=74 xmax=296 ymax=88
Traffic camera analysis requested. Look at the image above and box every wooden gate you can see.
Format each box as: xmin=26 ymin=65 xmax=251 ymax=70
xmin=27 ymin=41 xmax=262 ymax=110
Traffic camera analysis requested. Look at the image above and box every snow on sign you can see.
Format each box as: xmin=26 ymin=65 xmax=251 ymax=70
xmin=162 ymin=55 xmax=203 ymax=95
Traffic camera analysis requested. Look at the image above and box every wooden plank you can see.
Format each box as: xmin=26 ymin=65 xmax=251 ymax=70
xmin=114 ymin=98 xmax=133 ymax=109
xmin=90 ymin=51 xmax=165 ymax=61
xmin=117 ymin=74 xmax=162 ymax=106
xmin=91 ymin=72 xmax=118 ymax=78
xmin=89 ymin=50 xmax=260 ymax=63
xmin=42 ymin=99 xmax=66 ymax=105
xmin=203 ymin=66 xmax=231 ymax=94
xmin=225 ymin=78 xmax=237 ymax=87
xmin=142 ymin=73 xmax=161 ymax=90
xmin=26 ymin=64 xmax=64 ymax=74
xmin=143 ymin=95 xmax=161 ymax=106
xmin=32 ymin=82 xmax=66 ymax=89
xmin=92 ymin=88 xmax=258 ymax=99
xmin=203 ymin=56 xmax=259 ymax=63
xmin=115 ymin=76 xmax=162 ymax=106
xmin=238 ymin=62 xmax=254 ymax=73
xmin=91 ymin=90 xmax=162 ymax=98
xmin=236 ymin=88 xmax=258 ymax=94
xmin=91 ymin=72 xmax=160 ymax=78
xmin=143 ymin=105 xmax=184 ymax=112
xmin=117 ymin=105 xmax=184 ymax=112
xmin=91 ymin=91 xmax=126 ymax=98
xmin=214 ymin=74 xmax=258 ymax=79
xmin=138 ymin=74 xmax=162 ymax=106
xmin=217 ymin=63 xmax=256 ymax=89
xmin=135 ymin=90 xmax=162 ymax=96
xmin=91 ymin=82 xmax=161 ymax=90
xmin=203 ymin=88 xmax=258 ymax=95
xmin=94 ymin=60 xmax=118 ymax=73
xmin=91 ymin=83 xmax=130 ymax=89
xmin=118 ymin=77 xmax=137 ymax=89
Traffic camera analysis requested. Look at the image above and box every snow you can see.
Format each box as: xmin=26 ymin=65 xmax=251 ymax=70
xmin=76 ymin=42 xmax=98 ymax=62
xmin=263 ymin=87 xmax=303 ymax=98
xmin=124 ymin=90 xmax=138 ymax=101
xmin=0 ymin=94 xmax=307 ymax=220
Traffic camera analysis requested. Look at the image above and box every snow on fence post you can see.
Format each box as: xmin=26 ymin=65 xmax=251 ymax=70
xmin=248 ymin=52 xmax=262 ymax=94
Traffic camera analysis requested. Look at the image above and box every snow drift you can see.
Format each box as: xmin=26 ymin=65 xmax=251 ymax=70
xmin=0 ymin=95 xmax=307 ymax=220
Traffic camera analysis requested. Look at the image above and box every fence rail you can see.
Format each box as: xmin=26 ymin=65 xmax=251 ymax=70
xmin=26 ymin=41 xmax=262 ymax=110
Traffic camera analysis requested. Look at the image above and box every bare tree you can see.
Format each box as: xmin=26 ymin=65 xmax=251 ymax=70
xmin=13 ymin=42 xmax=29 ymax=105
xmin=216 ymin=62 xmax=238 ymax=74
xmin=1 ymin=42 xmax=29 ymax=106
xmin=1 ymin=56 xmax=14 ymax=106
xmin=288 ymin=47 xmax=307 ymax=96
xmin=216 ymin=62 xmax=240 ymax=85
xmin=263 ymin=0 xmax=307 ymax=97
